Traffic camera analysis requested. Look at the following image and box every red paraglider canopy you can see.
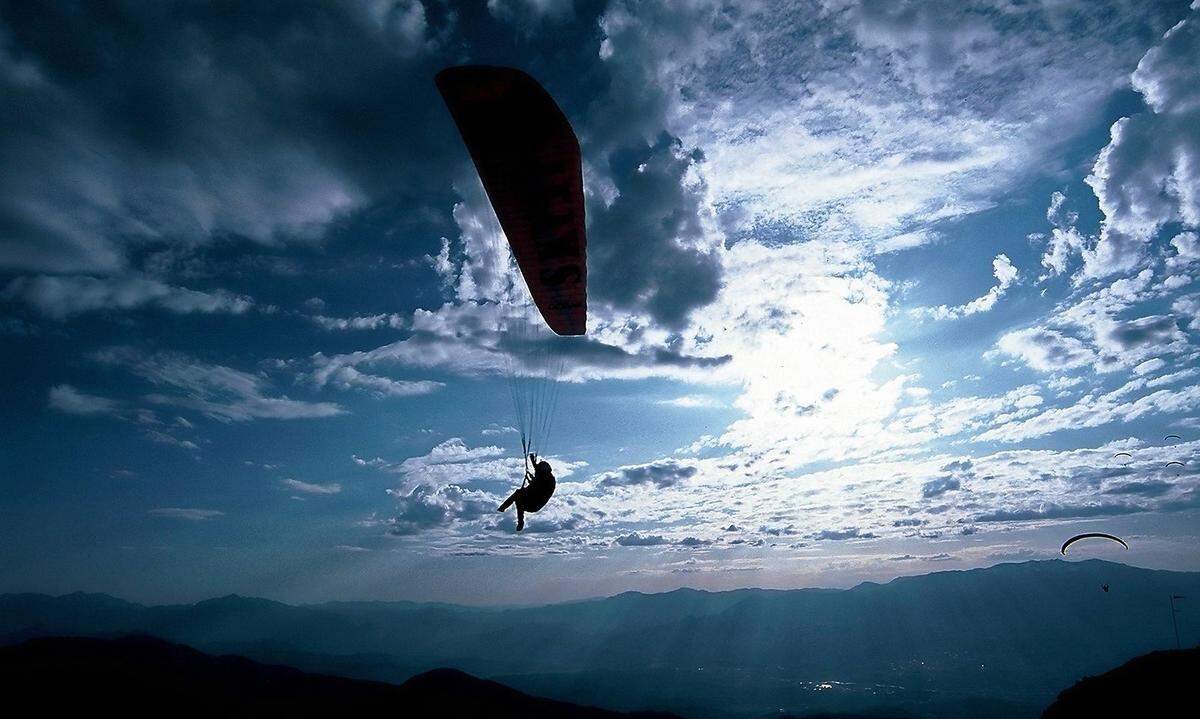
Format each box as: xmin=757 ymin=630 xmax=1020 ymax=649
xmin=436 ymin=65 xmax=587 ymax=336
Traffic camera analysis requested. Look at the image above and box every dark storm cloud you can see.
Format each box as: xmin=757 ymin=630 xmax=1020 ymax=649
xmin=597 ymin=459 xmax=698 ymax=489
xmin=1 ymin=0 xmax=725 ymax=330
xmin=921 ymin=476 xmax=961 ymax=498
xmin=941 ymin=459 xmax=972 ymax=473
xmin=500 ymin=331 xmax=731 ymax=376
xmin=1103 ymin=480 xmax=1173 ymax=497
xmin=1102 ymin=315 xmax=1182 ymax=351
xmin=586 ymin=135 xmax=723 ymax=328
xmin=973 ymin=502 xmax=1142 ymax=523
xmin=0 ymin=1 xmax=460 ymax=272
xmin=810 ymin=528 xmax=878 ymax=541
xmin=615 ymin=532 xmax=667 ymax=546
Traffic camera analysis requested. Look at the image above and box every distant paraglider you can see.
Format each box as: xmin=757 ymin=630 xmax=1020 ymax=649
xmin=1060 ymin=533 xmax=1129 ymax=556
xmin=1166 ymin=460 xmax=1186 ymax=469
xmin=1101 ymin=584 xmax=1110 ymax=593
xmin=1112 ymin=451 xmax=1133 ymax=460
xmin=1165 ymin=434 xmax=1183 ymax=442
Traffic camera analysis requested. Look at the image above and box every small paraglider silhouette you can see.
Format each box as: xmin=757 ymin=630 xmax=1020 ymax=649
xmin=1113 ymin=451 xmax=1133 ymax=461
xmin=1166 ymin=460 xmax=1186 ymax=469
xmin=1061 ymin=532 xmax=1128 ymax=555
xmin=1164 ymin=434 xmax=1183 ymax=442
xmin=1101 ymin=584 xmax=1110 ymax=593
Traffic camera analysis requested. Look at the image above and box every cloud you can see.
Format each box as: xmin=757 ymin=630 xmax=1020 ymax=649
xmin=811 ymin=528 xmax=878 ymax=541
xmin=657 ymin=395 xmax=722 ymax=408
xmin=921 ymin=476 xmax=961 ymax=498
xmin=281 ymin=478 xmax=341 ymax=495
xmin=995 ymin=328 xmax=1094 ymax=372
xmin=615 ymin=532 xmax=668 ymax=547
xmin=976 ymin=380 xmax=1200 ymax=443
xmin=4 ymin=275 xmax=254 ymax=319
xmin=92 ymin=347 xmax=346 ymax=421
xmin=916 ymin=254 xmax=1018 ymax=320
xmin=309 ymin=313 xmax=406 ymax=331
xmin=973 ymin=503 xmax=1141 ymax=523
xmin=148 ymin=508 xmax=223 ymax=521
xmin=310 ymin=362 xmax=443 ymax=399
xmin=662 ymin=0 xmax=1166 ymax=254
xmin=1103 ymin=480 xmax=1173 ymax=497
xmin=47 ymin=384 xmax=121 ymax=416
xmin=0 ymin=2 xmax=460 ymax=273
xmin=1169 ymin=231 xmax=1200 ymax=267
xmin=586 ymin=135 xmax=723 ymax=328
xmin=597 ymin=460 xmax=699 ymax=489
xmin=1081 ymin=7 xmax=1200 ymax=280
xmin=386 ymin=484 xmax=499 ymax=536
xmin=481 ymin=423 xmax=518 ymax=436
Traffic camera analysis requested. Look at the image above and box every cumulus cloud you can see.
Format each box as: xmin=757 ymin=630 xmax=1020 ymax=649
xmin=995 ymin=328 xmax=1093 ymax=372
xmin=1082 ymin=7 xmax=1200 ymax=280
xmin=387 ymin=484 xmax=496 ymax=535
xmin=916 ymin=254 xmax=1017 ymax=320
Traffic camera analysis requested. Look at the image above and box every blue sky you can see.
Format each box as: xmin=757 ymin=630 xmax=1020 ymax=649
xmin=2 ymin=0 xmax=1200 ymax=605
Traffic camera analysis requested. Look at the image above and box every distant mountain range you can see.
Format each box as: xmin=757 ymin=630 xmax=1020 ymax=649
xmin=3 ymin=560 xmax=1196 ymax=718
xmin=0 ymin=635 xmax=681 ymax=718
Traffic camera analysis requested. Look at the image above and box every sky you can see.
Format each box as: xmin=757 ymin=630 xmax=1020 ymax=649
xmin=2 ymin=0 xmax=1200 ymax=605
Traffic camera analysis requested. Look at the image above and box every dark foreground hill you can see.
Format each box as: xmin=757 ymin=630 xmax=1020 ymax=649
xmin=0 ymin=635 xmax=681 ymax=718
xmin=1041 ymin=646 xmax=1200 ymax=718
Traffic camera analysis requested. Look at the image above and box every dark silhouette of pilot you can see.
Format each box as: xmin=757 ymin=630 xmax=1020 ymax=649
xmin=498 ymin=454 xmax=555 ymax=531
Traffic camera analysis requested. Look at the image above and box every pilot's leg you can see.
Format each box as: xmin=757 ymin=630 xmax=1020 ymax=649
xmin=498 ymin=488 xmax=521 ymax=512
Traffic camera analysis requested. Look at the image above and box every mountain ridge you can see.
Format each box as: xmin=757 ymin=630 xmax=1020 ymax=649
xmin=4 ymin=559 xmax=1196 ymax=719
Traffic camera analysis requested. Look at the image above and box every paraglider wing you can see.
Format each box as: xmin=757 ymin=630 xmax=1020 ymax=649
xmin=436 ymin=65 xmax=587 ymax=336
xmin=1165 ymin=434 xmax=1183 ymax=441
xmin=1166 ymin=461 xmax=1186 ymax=468
xmin=1113 ymin=452 xmax=1133 ymax=459
xmin=1060 ymin=532 xmax=1129 ymax=555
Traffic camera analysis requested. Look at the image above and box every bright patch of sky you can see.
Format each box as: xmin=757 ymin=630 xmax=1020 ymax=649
xmin=2 ymin=0 xmax=1199 ymax=604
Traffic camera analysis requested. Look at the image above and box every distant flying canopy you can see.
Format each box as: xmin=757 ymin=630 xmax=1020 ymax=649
xmin=1060 ymin=533 xmax=1129 ymax=556
xmin=1113 ymin=452 xmax=1133 ymax=459
xmin=1165 ymin=434 xmax=1183 ymax=441
xmin=436 ymin=65 xmax=587 ymax=336
xmin=1166 ymin=461 xmax=1186 ymax=468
